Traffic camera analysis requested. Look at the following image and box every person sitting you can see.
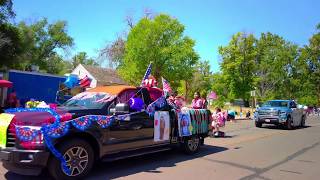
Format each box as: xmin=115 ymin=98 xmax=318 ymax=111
xmin=211 ymin=108 xmax=226 ymax=137
xmin=191 ymin=92 xmax=203 ymax=109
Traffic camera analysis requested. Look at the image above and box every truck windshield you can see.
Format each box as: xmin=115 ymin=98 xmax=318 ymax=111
xmin=63 ymin=92 xmax=115 ymax=109
xmin=262 ymin=101 xmax=288 ymax=107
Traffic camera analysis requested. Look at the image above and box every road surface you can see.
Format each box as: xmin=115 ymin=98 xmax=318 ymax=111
xmin=2 ymin=115 xmax=320 ymax=180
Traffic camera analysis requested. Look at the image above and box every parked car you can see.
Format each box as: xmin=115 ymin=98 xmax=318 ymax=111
xmin=0 ymin=85 xmax=211 ymax=179
xmin=254 ymin=100 xmax=305 ymax=129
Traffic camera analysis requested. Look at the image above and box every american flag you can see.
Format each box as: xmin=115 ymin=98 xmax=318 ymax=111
xmin=79 ymin=75 xmax=92 ymax=88
xmin=162 ymin=77 xmax=172 ymax=93
xmin=141 ymin=63 xmax=152 ymax=86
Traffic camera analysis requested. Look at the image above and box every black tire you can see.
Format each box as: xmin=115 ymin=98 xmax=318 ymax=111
xmin=300 ymin=115 xmax=306 ymax=127
xmin=182 ymin=136 xmax=200 ymax=154
xmin=48 ymin=138 xmax=95 ymax=180
xmin=255 ymin=121 xmax=262 ymax=128
xmin=286 ymin=116 xmax=293 ymax=130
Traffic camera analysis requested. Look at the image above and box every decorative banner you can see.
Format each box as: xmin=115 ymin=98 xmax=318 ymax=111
xmin=178 ymin=111 xmax=192 ymax=137
xmin=189 ymin=109 xmax=210 ymax=134
xmin=154 ymin=111 xmax=170 ymax=142
xmin=0 ymin=113 xmax=15 ymax=148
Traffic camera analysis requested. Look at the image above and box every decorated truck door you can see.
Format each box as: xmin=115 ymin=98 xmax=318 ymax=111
xmin=105 ymin=88 xmax=156 ymax=152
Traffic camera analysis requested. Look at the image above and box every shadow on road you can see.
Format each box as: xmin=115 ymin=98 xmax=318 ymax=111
xmin=88 ymin=145 xmax=228 ymax=179
xmin=5 ymin=171 xmax=52 ymax=180
xmin=261 ymin=125 xmax=311 ymax=130
xmin=4 ymin=145 xmax=228 ymax=180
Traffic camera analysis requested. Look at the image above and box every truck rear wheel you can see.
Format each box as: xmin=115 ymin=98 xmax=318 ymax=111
xmin=182 ymin=136 xmax=200 ymax=154
xmin=48 ymin=139 xmax=94 ymax=180
xmin=300 ymin=115 xmax=306 ymax=127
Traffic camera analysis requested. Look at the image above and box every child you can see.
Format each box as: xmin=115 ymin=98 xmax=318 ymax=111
xmin=211 ymin=108 xmax=226 ymax=137
xmin=192 ymin=92 xmax=203 ymax=109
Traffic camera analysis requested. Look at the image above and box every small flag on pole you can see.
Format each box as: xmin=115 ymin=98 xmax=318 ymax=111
xmin=141 ymin=63 xmax=152 ymax=86
xmin=162 ymin=77 xmax=172 ymax=95
xmin=79 ymin=75 xmax=92 ymax=88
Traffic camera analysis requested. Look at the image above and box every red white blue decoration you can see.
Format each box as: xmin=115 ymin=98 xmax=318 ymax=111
xmin=141 ymin=63 xmax=152 ymax=86
xmin=71 ymin=116 xmax=92 ymax=131
xmin=15 ymin=127 xmax=39 ymax=142
xmin=45 ymin=122 xmax=70 ymax=138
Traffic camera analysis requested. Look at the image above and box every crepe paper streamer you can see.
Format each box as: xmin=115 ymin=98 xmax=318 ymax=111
xmin=15 ymin=127 xmax=40 ymax=142
xmin=45 ymin=122 xmax=70 ymax=138
xmin=41 ymin=127 xmax=71 ymax=175
xmin=72 ymin=116 xmax=92 ymax=131
xmin=96 ymin=116 xmax=114 ymax=128
xmin=0 ymin=113 xmax=15 ymax=148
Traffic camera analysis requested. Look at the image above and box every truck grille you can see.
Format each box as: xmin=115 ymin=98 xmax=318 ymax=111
xmin=6 ymin=128 xmax=16 ymax=147
xmin=258 ymin=111 xmax=278 ymax=116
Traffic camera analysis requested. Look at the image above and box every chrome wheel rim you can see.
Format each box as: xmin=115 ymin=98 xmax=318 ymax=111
xmin=62 ymin=146 xmax=89 ymax=176
xmin=187 ymin=137 xmax=199 ymax=151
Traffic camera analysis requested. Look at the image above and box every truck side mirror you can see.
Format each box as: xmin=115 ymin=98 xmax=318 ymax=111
xmin=114 ymin=103 xmax=130 ymax=114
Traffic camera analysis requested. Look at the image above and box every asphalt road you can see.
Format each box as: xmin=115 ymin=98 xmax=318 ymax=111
xmin=2 ymin=115 xmax=320 ymax=180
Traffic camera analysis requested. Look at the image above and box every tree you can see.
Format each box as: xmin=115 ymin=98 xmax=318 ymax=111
xmin=0 ymin=0 xmax=14 ymax=23
xmin=219 ymin=32 xmax=257 ymax=103
xmin=254 ymin=32 xmax=299 ymax=101
xmin=0 ymin=23 xmax=23 ymax=69
xmin=99 ymin=36 xmax=125 ymax=68
xmin=300 ymin=23 xmax=320 ymax=105
xmin=211 ymin=72 xmax=229 ymax=107
xmin=188 ymin=60 xmax=212 ymax=99
xmin=119 ymin=14 xmax=199 ymax=90
xmin=72 ymin=51 xmax=99 ymax=68
xmin=17 ymin=18 xmax=74 ymax=72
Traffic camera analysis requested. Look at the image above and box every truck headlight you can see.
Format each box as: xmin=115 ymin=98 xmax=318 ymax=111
xmin=279 ymin=111 xmax=287 ymax=118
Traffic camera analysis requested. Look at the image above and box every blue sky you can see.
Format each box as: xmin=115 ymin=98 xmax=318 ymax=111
xmin=13 ymin=0 xmax=320 ymax=72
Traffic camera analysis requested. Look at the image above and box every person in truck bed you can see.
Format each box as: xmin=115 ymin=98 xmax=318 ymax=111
xmin=192 ymin=92 xmax=203 ymax=109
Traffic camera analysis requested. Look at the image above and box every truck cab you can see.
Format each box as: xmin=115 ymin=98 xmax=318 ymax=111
xmin=254 ymin=100 xmax=306 ymax=129
xmin=0 ymin=85 xmax=211 ymax=179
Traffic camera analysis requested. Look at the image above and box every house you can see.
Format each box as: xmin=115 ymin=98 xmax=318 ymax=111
xmin=71 ymin=64 xmax=126 ymax=88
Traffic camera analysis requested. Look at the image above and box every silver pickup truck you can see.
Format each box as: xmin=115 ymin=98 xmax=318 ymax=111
xmin=254 ymin=100 xmax=306 ymax=129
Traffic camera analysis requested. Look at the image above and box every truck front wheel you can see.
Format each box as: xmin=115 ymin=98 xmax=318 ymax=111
xmin=182 ymin=136 xmax=200 ymax=154
xmin=255 ymin=121 xmax=262 ymax=128
xmin=286 ymin=116 xmax=293 ymax=130
xmin=48 ymin=138 xmax=94 ymax=180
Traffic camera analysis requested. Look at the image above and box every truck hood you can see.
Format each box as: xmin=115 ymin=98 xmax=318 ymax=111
xmin=8 ymin=107 xmax=101 ymax=126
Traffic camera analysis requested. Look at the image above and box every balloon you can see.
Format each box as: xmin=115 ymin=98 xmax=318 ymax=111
xmin=64 ymin=74 xmax=79 ymax=88
xmin=128 ymin=97 xmax=145 ymax=111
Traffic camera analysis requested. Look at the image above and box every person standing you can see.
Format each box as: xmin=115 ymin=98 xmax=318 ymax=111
xmin=201 ymin=94 xmax=208 ymax=109
xmin=7 ymin=89 xmax=19 ymax=108
xmin=211 ymin=108 xmax=226 ymax=137
xmin=192 ymin=92 xmax=203 ymax=109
